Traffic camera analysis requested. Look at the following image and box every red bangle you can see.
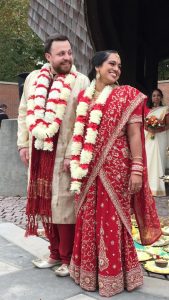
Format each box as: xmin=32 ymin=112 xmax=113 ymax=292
xmin=131 ymin=171 xmax=143 ymax=176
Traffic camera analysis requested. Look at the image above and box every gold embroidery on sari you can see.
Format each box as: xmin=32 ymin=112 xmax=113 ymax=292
xmin=98 ymin=222 xmax=109 ymax=271
xmin=121 ymin=146 xmax=130 ymax=158
xmin=98 ymin=265 xmax=143 ymax=297
xmin=76 ymin=91 xmax=146 ymax=214
xmin=125 ymin=265 xmax=143 ymax=291
xmin=99 ymin=272 xmax=124 ymax=297
xmin=99 ymin=169 xmax=132 ymax=236
xmin=70 ymin=259 xmax=143 ymax=297
xmin=69 ymin=260 xmax=97 ymax=291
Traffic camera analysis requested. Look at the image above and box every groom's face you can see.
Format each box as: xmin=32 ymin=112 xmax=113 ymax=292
xmin=45 ymin=40 xmax=73 ymax=74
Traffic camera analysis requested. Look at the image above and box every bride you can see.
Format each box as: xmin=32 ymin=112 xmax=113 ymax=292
xmin=70 ymin=50 xmax=161 ymax=297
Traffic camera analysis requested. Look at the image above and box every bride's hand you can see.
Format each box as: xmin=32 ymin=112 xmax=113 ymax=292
xmin=128 ymin=174 xmax=142 ymax=194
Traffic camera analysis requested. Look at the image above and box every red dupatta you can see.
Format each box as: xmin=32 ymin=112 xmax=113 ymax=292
xmin=25 ymin=133 xmax=58 ymax=236
xmin=76 ymin=85 xmax=162 ymax=245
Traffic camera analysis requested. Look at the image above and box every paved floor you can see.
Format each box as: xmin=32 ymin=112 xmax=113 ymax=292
xmin=0 ymin=195 xmax=169 ymax=237
xmin=0 ymin=196 xmax=27 ymax=229
xmin=1 ymin=196 xmax=169 ymax=299
xmin=1 ymin=196 xmax=169 ymax=230
xmin=0 ymin=222 xmax=169 ymax=300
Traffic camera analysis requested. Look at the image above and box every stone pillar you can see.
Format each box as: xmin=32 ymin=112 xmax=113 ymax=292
xmin=0 ymin=119 xmax=27 ymax=196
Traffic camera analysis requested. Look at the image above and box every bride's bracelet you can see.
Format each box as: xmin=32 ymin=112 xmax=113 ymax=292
xmin=131 ymin=161 xmax=143 ymax=176
xmin=131 ymin=171 xmax=143 ymax=176
xmin=131 ymin=163 xmax=143 ymax=169
xmin=132 ymin=156 xmax=143 ymax=160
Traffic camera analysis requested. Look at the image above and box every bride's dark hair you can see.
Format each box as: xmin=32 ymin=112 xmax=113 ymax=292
xmin=88 ymin=50 xmax=120 ymax=81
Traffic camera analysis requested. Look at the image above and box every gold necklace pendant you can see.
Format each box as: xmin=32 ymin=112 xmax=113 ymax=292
xmin=93 ymin=90 xmax=101 ymax=99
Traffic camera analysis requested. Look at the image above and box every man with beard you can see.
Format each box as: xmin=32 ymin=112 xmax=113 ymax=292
xmin=17 ymin=35 xmax=89 ymax=276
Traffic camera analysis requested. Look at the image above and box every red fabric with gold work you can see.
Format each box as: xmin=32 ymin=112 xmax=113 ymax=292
xmin=70 ymin=85 xmax=162 ymax=297
xmin=25 ymin=133 xmax=59 ymax=236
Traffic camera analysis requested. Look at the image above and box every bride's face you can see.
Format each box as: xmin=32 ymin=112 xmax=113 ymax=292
xmin=96 ymin=53 xmax=121 ymax=85
xmin=152 ymin=90 xmax=162 ymax=107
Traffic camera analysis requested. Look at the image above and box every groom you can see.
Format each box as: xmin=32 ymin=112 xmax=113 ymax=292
xmin=17 ymin=34 xmax=89 ymax=276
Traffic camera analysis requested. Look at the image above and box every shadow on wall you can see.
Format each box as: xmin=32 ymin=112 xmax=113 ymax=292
xmin=0 ymin=119 xmax=27 ymax=196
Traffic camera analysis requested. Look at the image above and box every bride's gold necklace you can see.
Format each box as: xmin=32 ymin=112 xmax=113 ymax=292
xmin=89 ymin=90 xmax=102 ymax=107
xmin=93 ymin=89 xmax=101 ymax=98
xmin=93 ymin=84 xmax=116 ymax=100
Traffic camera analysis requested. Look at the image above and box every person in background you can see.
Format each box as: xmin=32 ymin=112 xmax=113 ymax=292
xmin=144 ymin=88 xmax=169 ymax=196
xmin=69 ymin=50 xmax=161 ymax=297
xmin=17 ymin=34 xmax=89 ymax=277
xmin=0 ymin=104 xmax=8 ymax=127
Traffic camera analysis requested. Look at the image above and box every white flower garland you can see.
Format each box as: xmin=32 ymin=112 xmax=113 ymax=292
xmin=70 ymin=79 xmax=113 ymax=193
xmin=26 ymin=63 xmax=77 ymax=151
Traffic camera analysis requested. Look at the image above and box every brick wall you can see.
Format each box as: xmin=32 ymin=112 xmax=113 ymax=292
xmin=0 ymin=82 xmax=19 ymax=118
xmin=158 ymin=80 xmax=169 ymax=105
xmin=0 ymin=80 xmax=169 ymax=119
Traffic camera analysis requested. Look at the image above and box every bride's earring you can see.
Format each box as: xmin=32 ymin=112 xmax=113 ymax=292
xmin=96 ymin=71 xmax=100 ymax=80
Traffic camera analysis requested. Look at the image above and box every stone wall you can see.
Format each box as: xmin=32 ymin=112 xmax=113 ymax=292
xmin=28 ymin=0 xmax=94 ymax=75
xmin=0 ymin=119 xmax=27 ymax=196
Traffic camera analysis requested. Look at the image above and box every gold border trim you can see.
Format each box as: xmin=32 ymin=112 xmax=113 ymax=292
xmin=76 ymin=92 xmax=145 ymax=214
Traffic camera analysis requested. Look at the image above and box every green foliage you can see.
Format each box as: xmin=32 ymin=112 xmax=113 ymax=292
xmin=158 ymin=59 xmax=169 ymax=81
xmin=0 ymin=0 xmax=44 ymax=82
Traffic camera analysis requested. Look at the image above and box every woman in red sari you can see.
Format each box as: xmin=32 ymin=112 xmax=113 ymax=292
xmin=70 ymin=51 xmax=162 ymax=297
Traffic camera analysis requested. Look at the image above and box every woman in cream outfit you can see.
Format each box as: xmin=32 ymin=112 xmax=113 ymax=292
xmin=144 ymin=88 xmax=169 ymax=196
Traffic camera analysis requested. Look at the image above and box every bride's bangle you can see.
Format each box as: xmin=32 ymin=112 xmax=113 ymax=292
xmin=131 ymin=161 xmax=143 ymax=176
xmin=132 ymin=156 xmax=143 ymax=160
xmin=131 ymin=171 xmax=143 ymax=176
xmin=131 ymin=165 xmax=143 ymax=172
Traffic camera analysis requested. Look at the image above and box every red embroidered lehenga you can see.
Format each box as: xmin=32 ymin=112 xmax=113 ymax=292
xmin=70 ymin=85 xmax=162 ymax=297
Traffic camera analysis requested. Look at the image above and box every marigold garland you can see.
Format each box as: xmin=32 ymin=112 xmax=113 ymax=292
xmin=70 ymin=79 xmax=114 ymax=193
xmin=26 ymin=63 xmax=77 ymax=151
